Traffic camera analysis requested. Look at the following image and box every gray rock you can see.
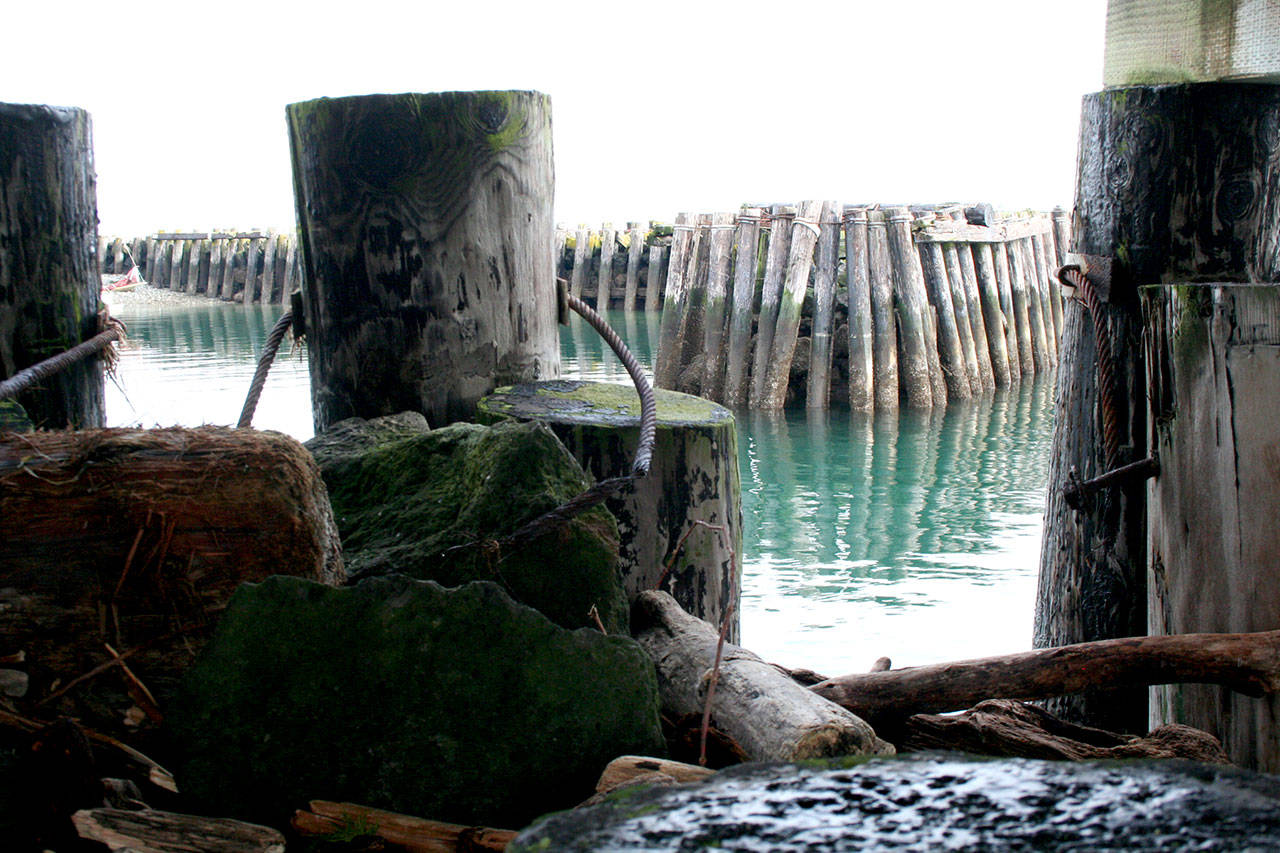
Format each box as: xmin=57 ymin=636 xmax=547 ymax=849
xmin=169 ymin=575 xmax=665 ymax=829
xmin=307 ymin=418 xmax=628 ymax=635
xmin=511 ymin=753 xmax=1280 ymax=851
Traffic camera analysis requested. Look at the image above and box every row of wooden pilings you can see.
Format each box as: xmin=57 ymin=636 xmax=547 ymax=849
xmin=99 ymin=231 xmax=302 ymax=305
xmin=633 ymin=202 xmax=1068 ymax=410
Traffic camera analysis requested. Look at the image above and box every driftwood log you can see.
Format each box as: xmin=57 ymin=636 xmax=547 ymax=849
xmin=73 ymin=808 xmax=285 ymax=852
xmin=0 ymin=427 xmax=343 ymax=739
xmin=898 ymin=699 xmax=1230 ymax=764
xmin=811 ymin=630 xmax=1280 ymax=720
xmin=632 ymin=590 xmax=892 ymax=761
xmin=292 ymin=800 xmax=515 ymax=852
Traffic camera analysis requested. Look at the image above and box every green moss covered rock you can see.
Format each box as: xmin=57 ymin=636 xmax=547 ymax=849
xmin=169 ymin=575 xmax=665 ymax=829
xmin=307 ymin=417 xmax=628 ymax=634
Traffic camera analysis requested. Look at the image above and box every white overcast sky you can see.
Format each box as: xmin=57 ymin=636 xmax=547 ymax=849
xmin=4 ymin=0 xmax=1107 ymax=237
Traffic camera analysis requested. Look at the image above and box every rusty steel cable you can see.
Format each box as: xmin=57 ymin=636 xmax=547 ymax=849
xmin=237 ymin=311 xmax=294 ymax=428
xmin=0 ymin=315 xmax=126 ymax=402
xmin=1060 ymin=265 xmax=1121 ymax=473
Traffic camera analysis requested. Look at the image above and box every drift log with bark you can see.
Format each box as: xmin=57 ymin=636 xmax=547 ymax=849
xmin=811 ymin=630 xmax=1280 ymax=720
xmin=632 ymin=590 xmax=893 ymax=761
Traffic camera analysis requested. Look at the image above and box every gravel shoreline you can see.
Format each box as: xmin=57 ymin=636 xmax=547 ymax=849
xmin=102 ymin=281 xmax=227 ymax=308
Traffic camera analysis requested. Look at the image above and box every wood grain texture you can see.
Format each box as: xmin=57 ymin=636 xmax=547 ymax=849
xmin=805 ymin=201 xmax=841 ymax=409
xmin=0 ymin=103 xmax=103 ymax=428
xmin=1037 ymin=83 xmax=1280 ymax=733
xmin=760 ymin=201 xmax=823 ymax=410
xmin=918 ymin=241 xmax=971 ymax=400
xmin=867 ymin=211 xmax=899 ymax=412
xmin=723 ymin=211 xmax=761 ymax=407
xmin=700 ymin=212 xmax=735 ymax=401
xmin=844 ymin=208 xmax=874 ymax=412
xmin=749 ymin=206 xmax=793 ymax=407
xmin=288 ymin=91 xmax=558 ymax=429
xmin=884 ymin=207 xmax=936 ymax=410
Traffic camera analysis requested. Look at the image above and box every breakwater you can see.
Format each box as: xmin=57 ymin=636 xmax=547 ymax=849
xmin=562 ymin=203 xmax=1068 ymax=411
xmin=99 ymin=231 xmax=301 ymax=305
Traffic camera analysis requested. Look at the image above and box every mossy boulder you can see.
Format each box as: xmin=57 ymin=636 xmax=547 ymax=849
xmin=169 ymin=575 xmax=665 ymax=829
xmin=306 ymin=417 xmax=628 ymax=634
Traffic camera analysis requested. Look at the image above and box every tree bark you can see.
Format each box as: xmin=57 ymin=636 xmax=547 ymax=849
xmin=813 ymin=630 xmax=1280 ymax=720
xmin=0 ymin=103 xmax=103 ymax=429
xmin=292 ymin=801 xmax=515 ymax=852
xmin=74 ymin=808 xmax=285 ymax=853
xmin=633 ymin=590 xmax=892 ymax=761
xmin=287 ymin=91 xmax=559 ymax=430
xmin=898 ymin=699 xmax=1229 ymax=764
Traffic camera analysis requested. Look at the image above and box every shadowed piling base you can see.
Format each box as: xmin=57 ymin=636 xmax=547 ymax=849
xmin=477 ymin=380 xmax=742 ymax=641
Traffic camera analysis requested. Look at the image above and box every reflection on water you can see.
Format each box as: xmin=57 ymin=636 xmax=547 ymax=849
xmin=105 ymin=301 xmax=1052 ymax=675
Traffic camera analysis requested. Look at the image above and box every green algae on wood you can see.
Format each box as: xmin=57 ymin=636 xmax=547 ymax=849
xmin=477 ymin=380 xmax=742 ymax=642
xmin=287 ymin=91 xmax=559 ymax=430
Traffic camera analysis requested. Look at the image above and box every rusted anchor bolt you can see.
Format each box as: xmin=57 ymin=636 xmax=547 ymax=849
xmin=1064 ymin=455 xmax=1160 ymax=511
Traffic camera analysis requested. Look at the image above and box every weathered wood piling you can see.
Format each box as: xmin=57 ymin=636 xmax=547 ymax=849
xmin=1036 ymin=82 xmax=1280 ymax=738
xmin=287 ymin=90 xmax=559 ymax=431
xmin=0 ymin=102 xmax=104 ymax=429
xmin=104 ymin=230 xmax=304 ymax=305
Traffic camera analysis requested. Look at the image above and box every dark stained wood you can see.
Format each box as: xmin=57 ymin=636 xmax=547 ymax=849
xmin=74 ymin=808 xmax=285 ymax=852
xmin=287 ymin=91 xmax=559 ymax=429
xmin=899 ymin=699 xmax=1229 ymax=764
xmin=0 ymin=102 xmax=103 ymax=429
xmin=293 ymin=800 xmax=515 ymax=852
xmin=1037 ymin=84 xmax=1280 ymax=734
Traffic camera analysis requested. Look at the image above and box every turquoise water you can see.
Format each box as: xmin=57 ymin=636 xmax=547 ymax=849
xmin=105 ymin=299 xmax=1052 ymax=676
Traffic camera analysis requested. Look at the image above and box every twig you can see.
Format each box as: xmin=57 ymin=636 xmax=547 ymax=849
xmin=35 ymin=623 xmax=208 ymax=709
xmin=104 ymin=643 xmax=162 ymax=724
xmin=587 ymin=605 xmax=607 ymax=635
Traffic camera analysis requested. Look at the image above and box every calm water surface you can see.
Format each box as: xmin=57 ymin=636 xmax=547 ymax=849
xmin=106 ymin=299 xmax=1053 ymax=676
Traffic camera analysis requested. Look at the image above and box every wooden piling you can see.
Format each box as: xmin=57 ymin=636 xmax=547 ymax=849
xmin=844 ymin=207 xmax=874 ymax=413
xmin=0 ymin=103 xmax=103 ymax=428
xmin=478 ymin=380 xmax=742 ymax=642
xmin=553 ymin=228 xmax=567 ymax=280
xmin=942 ymin=243 xmax=982 ymax=394
xmin=1004 ymin=241 xmax=1036 ymax=375
xmin=182 ymin=238 xmax=200 ymax=295
xmin=1033 ymin=229 xmax=1063 ymax=350
xmin=805 ymin=200 xmax=840 ymax=409
xmin=971 ymin=243 xmax=1012 ymax=388
xmin=723 ymin=209 xmax=762 ymax=408
xmin=654 ymin=213 xmax=694 ymax=389
xmin=1147 ymin=284 xmax=1280 ymax=769
xmin=867 ymin=210 xmax=898 ymax=412
xmin=245 ymin=236 xmax=264 ymax=303
xmin=570 ymin=226 xmax=590 ymax=301
xmin=992 ymin=239 xmax=1021 ymax=382
xmin=1017 ymin=238 xmax=1051 ymax=373
xmin=287 ymin=91 xmax=559 ymax=430
xmin=219 ymin=238 xmax=240 ymax=301
xmin=281 ymin=234 xmax=298 ymax=306
xmin=208 ymin=238 xmax=226 ymax=298
xmin=955 ymin=238 xmax=996 ymax=391
xmin=144 ymin=236 xmax=159 ymax=283
xmin=644 ymin=245 xmax=665 ymax=314
xmin=623 ymin=221 xmax=646 ymax=311
xmin=918 ymin=240 xmax=971 ymax=400
xmin=1051 ymin=206 xmax=1071 ymax=267
xmin=749 ymin=205 xmax=794 ymax=407
xmin=760 ymin=200 xmax=824 ymax=410
xmin=261 ymin=233 xmax=279 ymax=304
xmin=595 ymin=223 xmax=615 ymax=311
xmin=1038 ymin=84 xmax=1280 ymax=734
xmin=169 ymin=238 xmax=187 ymax=294
xmin=700 ymin=212 xmax=736 ymax=401
xmin=110 ymin=237 xmax=125 ymax=273
xmin=672 ymin=215 xmax=711 ymax=392
xmin=884 ymin=207 xmax=936 ymax=410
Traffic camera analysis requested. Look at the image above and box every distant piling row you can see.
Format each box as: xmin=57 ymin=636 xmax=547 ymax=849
xmin=639 ymin=202 xmax=1067 ymax=411
xmin=99 ymin=231 xmax=302 ymax=305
